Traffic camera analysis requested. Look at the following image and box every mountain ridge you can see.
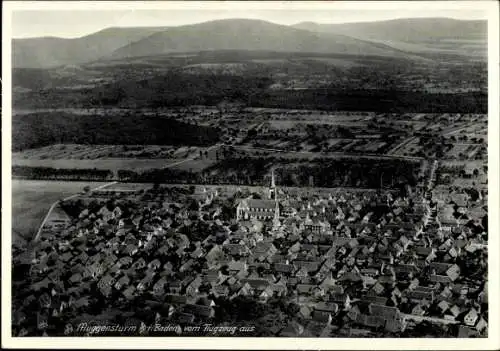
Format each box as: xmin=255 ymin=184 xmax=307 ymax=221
xmin=12 ymin=17 xmax=487 ymax=68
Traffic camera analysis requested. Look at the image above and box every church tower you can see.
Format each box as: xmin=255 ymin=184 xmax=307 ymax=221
xmin=272 ymin=181 xmax=281 ymax=230
xmin=269 ymin=169 xmax=276 ymax=200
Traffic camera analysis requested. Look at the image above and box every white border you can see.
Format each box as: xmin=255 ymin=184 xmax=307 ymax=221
xmin=2 ymin=1 xmax=499 ymax=349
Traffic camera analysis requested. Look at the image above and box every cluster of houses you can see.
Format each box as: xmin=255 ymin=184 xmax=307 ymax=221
xmin=12 ymin=168 xmax=488 ymax=337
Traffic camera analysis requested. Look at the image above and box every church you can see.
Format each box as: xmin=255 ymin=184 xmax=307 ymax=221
xmin=236 ymin=169 xmax=280 ymax=221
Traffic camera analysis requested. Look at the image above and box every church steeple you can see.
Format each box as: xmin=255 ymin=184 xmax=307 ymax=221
xmin=269 ymin=168 xmax=276 ymax=200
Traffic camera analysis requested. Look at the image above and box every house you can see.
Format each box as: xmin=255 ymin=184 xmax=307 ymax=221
xmin=299 ymin=305 xmax=312 ymax=319
xmin=206 ymin=245 xmax=225 ymax=263
xmin=177 ymin=313 xmax=196 ymax=324
xmin=123 ymin=286 xmax=136 ymax=300
xmin=312 ymin=311 xmax=332 ymax=325
xmin=259 ymin=286 xmax=274 ymax=303
xmin=369 ymin=304 xmax=401 ymax=321
xmin=314 ymin=302 xmax=339 ymax=314
xmin=186 ymin=277 xmax=203 ymax=296
xmin=463 ymin=308 xmax=479 ymax=327
xmin=252 ymin=242 xmax=278 ymax=261
xmin=137 ymin=275 xmax=154 ymax=291
xmin=123 ymin=244 xmax=139 ymax=256
xmin=153 ymin=277 xmax=168 ymax=295
xmin=115 ymin=275 xmax=130 ymax=290
xmin=118 ymin=256 xmax=133 ymax=268
xmin=475 ymin=317 xmax=488 ymax=332
xmin=429 ymin=262 xmax=460 ymax=282
xmin=168 ymin=281 xmax=183 ymax=294
xmin=132 ymin=258 xmax=147 ymax=270
xmin=184 ymin=304 xmax=215 ymax=319
xmin=148 ymin=259 xmax=161 ymax=270
xmin=296 ymin=284 xmax=315 ymax=295
xmin=279 ymin=321 xmax=304 ymax=337
xmin=330 ymin=293 xmax=351 ymax=310
xmin=407 ymin=286 xmax=434 ymax=303
xmin=241 ymin=278 xmax=270 ymax=291
xmin=165 ymin=294 xmax=188 ymax=306
xmin=37 ymin=312 xmax=49 ymax=330
xmin=227 ymin=260 xmax=248 ymax=273
xmin=39 ymin=293 xmax=52 ymax=308
xmin=180 ymin=259 xmax=195 ymax=273
xmin=97 ymin=275 xmax=115 ymax=290
xmin=69 ymin=273 xmax=83 ymax=285
xmin=211 ymin=284 xmax=230 ymax=298
xmin=437 ymin=300 xmax=450 ymax=313
xmin=457 ymin=324 xmax=480 ymax=338
xmin=223 ymin=243 xmax=250 ymax=257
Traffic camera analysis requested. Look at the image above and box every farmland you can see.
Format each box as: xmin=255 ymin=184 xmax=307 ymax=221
xmin=12 ymin=180 xmax=104 ymax=240
xmin=12 ymin=157 xmax=179 ymax=173
xmin=12 ymin=144 xmax=211 ymax=160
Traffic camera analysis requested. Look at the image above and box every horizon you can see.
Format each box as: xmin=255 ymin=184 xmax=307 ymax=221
xmin=12 ymin=11 xmax=488 ymax=39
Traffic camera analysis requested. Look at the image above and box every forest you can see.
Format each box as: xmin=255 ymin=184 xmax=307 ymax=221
xmin=13 ymin=58 xmax=486 ymax=113
xmin=250 ymin=89 xmax=487 ymax=113
xmin=12 ymin=112 xmax=221 ymax=151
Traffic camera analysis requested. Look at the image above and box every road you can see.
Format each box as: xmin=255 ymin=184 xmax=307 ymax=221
xmin=440 ymin=123 xmax=476 ymax=136
xmin=385 ymin=136 xmax=418 ymax=156
xmin=33 ymin=181 xmax=117 ymax=242
xmin=162 ymin=144 xmax=222 ymax=169
xmin=227 ymin=145 xmax=424 ymax=162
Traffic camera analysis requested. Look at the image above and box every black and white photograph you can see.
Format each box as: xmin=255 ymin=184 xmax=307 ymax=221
xmin=2 ymin=1 xmax=499 ymax=349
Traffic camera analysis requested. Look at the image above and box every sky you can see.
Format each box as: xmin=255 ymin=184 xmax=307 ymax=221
xmin=11 ymin=7 xmax=489 ymax=39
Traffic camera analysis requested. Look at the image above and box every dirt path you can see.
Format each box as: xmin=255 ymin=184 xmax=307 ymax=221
xmin=33 ymin=181 xmax=117 ymax=242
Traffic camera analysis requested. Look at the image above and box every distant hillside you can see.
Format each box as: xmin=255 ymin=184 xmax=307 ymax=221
xmin=12 ymin=19 xmax=417 ymax=68
xmin=108 ymin=19 xmax=411 ymax=60
xmin=294 ymin=18 xmax=487 ymax=42
xmin=293 ymin=18 xmax=487 ymax=57
xmin=12 ymin=27 xmax=168 ymax=68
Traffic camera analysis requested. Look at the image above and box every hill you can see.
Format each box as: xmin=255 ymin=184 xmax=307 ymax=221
xmin=293 ymin=18 xmax=487 ymax=57
xmin=12 ymin=19 xmax=417 ymax=68
xmin=12 ymin=26 xmax=168 ymax=68
xmin=108 ymin=18 xmax=412 ymax=60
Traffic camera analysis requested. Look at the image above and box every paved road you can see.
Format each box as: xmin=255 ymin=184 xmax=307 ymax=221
xmin=33 ymin=181 xmax=117 ymax=242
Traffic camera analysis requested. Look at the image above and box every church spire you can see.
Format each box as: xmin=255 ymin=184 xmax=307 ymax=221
xmin=269 ymin=168 xmax=276 ymax=200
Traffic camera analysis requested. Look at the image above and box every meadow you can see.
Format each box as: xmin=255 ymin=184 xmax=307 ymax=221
xmin=12 ymin=158 xmax=179 ymax=173
xmin=12 ymin=180 xmax=104 ymax=240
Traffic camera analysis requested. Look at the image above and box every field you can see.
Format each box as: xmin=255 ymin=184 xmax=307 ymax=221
xmin=12 ymin=158 xmax=179 ymax=173
xmin=13 ymin=144 xmax=205 ymax=160
xmin=12 ymin=180 xmax=104 ymax=240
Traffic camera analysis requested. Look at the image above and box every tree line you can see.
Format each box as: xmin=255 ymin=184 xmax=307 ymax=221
xmin=13 ymin=157 xmax=420 ymax=190
xmin=12 ymin=165 xmax=113 ymax=180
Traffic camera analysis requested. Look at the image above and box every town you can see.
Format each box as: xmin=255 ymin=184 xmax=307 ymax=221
xmin=12 ymin=154 xmax=488 ymax=337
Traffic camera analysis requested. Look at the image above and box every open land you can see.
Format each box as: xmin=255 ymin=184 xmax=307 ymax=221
xmin=12 ymin=180 xmax=105 ymax=240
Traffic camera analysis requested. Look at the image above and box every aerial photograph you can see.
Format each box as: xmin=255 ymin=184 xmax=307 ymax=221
xmin=6 ymin=2 xmax=492 ymax=340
